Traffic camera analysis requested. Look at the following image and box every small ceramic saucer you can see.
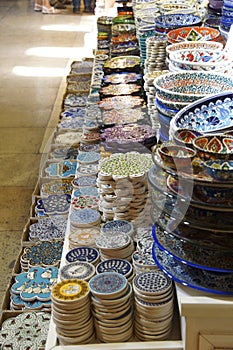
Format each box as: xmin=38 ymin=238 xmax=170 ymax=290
xmin=96 ymin=259 xmax=132 ymax=277
xmin=89 ymin=272 xmax=128 ymax=299
xmin=69 ymin=208 xmax=101 ymax=228
xmin=51 ymin=279 xmax=89 ymax=303
xmin=60 ymin=261 xmax=95 ymax=281
xmin=65 ymin=246 xmax=100 ymax=265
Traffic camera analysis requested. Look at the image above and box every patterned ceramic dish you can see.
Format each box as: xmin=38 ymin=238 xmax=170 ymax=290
xmin=153 ymin=71 xmax=233 ymax=103
xmin=96 ymin=259 xmax=133 ymax=277
xmin=192 ymin=134 xmax=233 ymax=161
xmin=65 ymin=247 xmax=99 ymax=264
xmin=169 ymin=49 xmax=232 ymax=71
xmin=89 ymin=272 xmax=128 ymax=298
xmin=59 ymin=261 xmax=95 ymax=281
xmin=169 ymin=91 xmax=233 ymax=136
xmin=167 ymin=26 xmax=220 ymax=44
xmin=166 ymin=41 xmax=223 ymax=57
xmin=159 ymin=2 xmax=196 ymax=15
xmin=202 ymin=159 xmax=233 ymax=180
xmin=155 ymin=13 xmax=202 ymax=33
xmin=173 ymin=128 xmax=202 ymax=147
xmin=155 ymin=142 xmax=196 ymax=170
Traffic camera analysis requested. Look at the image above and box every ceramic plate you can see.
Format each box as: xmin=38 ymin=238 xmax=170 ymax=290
xmin=89 ymin=272 xmax=127 ymax=296
xmin=65 ymin=246 xmax=99 ymax=264
xmin=51 ymin=279 xmax=89 ymax=302
xmin=96 ymin=259 xmax=133 ymax=276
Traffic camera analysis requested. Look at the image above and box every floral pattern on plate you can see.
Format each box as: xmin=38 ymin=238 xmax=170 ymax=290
xmin=89 ymin=272 xmax=127 ymax=296
xmin=76 ymin=151 xmax=101 ymax=164
xmin=51 ymin=279 xmax=89 ymax=301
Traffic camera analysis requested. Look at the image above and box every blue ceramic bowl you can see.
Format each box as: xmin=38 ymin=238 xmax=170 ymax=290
xmin=170 ymin=91 xmax=233 ymax=136
xmin=203 ymin=159 xmax=233 ymax=180
xmin=155 ymin=13 xmax=202 ymax=33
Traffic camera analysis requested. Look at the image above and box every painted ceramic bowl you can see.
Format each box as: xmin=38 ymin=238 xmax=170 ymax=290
xmin=167 ymin=26 xmax=220 ymax=44
xmin=193 ymin=134 xmax=233 ymax=161
xmin=192 ymin=134 xmax=233 ymax=161
xmin=169 ymin=92 xmax=233 ymax=137
xmin=173 ymin=129 xmax=202 ymax=147
xmin=155 ymin=13 xmax=202 ymax=33
xmin=153 ymin=71 xmax=233 ymax=104
xmin=156 ymin=94 xmax=189 ymax=111
xmin=156 ymin=143 xmax=196 ymax=170
xmin=203 ymin=159 xmax=233 ymax=180
xmin=159 ymin=2 xmax=196 ymax=15
xmin=166 ymin=41 xmax=224 ymax=57
xmin=169 ymin=49 xmax=232 ymax=71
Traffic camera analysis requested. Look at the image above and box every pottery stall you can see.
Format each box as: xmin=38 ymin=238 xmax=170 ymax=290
xmin=1 ymin=1 xmax=233 ymax=350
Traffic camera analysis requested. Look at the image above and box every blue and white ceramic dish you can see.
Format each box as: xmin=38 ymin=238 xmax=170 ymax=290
xmin=155 ymin=13 xmax=202 ymax=33
xmin=96 ymin=259 xmax=133 ymax=277
xmin=203 ymin=159 xmax=233 ymax=180
xmin=89 ymin=272 xmax=127 ymax=297
xmin=152 ymin=242 xmax=233 ymax=295
xmin=65 ymin=246 xmax=99 ymax=264
xmin=170 ymin=91 xmax=233 ymax=136
xmin=101 ymin=220 xmax=134 ymax=236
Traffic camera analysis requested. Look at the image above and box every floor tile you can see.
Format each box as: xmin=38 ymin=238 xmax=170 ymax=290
xmin=0 ymin=187 xmax=34 ymax=231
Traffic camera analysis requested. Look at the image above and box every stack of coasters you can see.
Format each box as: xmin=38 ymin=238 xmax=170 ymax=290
xmin=96 ymin=258 xmax=134 ymax=283
xmin=51 ymin=279 xmax=95 ymax=345
xmin=59 ymin=261 xmax=95 ymax=282
xmin=68 ymin=227 xmax=100 ymax=249
xmin=96 ymin=232 xmax=134 ymax=261
xmin=133 ymin=271 xmax=174 ymax=341
xmin=65 ymin=247 xmax=100 ymax=267
xmin=89 ymin=272 xmax=134 ymax=343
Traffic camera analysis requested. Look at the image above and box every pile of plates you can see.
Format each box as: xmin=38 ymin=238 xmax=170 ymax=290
xmin=51 ymin=279 xmax=95 ymax=345
xmin=68 ymin=227 xmax=100 ymax=249
xmin=133 ymin=271 xmax=174 ymax=341
xmin=96 ymin=258 xmax=134 ymax=282
xmin=96 ymin=232 xmax=135 ymax=261
xmin=89 ymin=272 xmax=134 ymax=342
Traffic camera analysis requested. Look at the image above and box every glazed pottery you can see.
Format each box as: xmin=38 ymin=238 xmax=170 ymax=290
xmin=166 ymin=40 xmax=223 ymax=57
xmin=192 ymin=134 xmax=233 ymax=160
xmin=155 ymin=143 xmax=196 ymax=170
xmin=154 ymin=71 xmax=233 ymax=103
xmin=155 ymin=13 xmax=202 ymax=34
xmin=203 ymin=159 xmax=233 ymax=180
xmin=167 ymin=26 xmax=220 ymax=44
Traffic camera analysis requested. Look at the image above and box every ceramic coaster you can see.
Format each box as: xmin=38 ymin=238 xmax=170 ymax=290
xmin=101 ymin=220 xmax=134 ymax=238
xmin=133 ymin=271 xmax=172 ymax=297
xmin=96 ymin=259 xmax=133 ymax=278
xmin=69 ymin=208 xmax=101 ymax=228
xmin=72 ymin=186 xmax=99 ymax=199
xmin=55 ymin=131 xmax=82 ymax=145
xmin=51 ymin=279 xmax=89 ymax=303
xmin=41 ymin=179 xmax=73 ymax=196
xmin=60 ymin=262 xmax=95 ymax=281
xmin=72 ymin=175 xmax=97 ymax=188
xmin=76 ymin=163 xmax=99 ymax=176
xmin=35 ymin=194 xmax=71 ymax=216
xmin=80 ymin=131 xmax=101 ymax=144
xmin=22 ymin=240 xmax=63 ymax=269
xmin=76 ymin=151 xmax=101 ymax=164
xmin=64 ymin=93 xmax=88 ymax=107
xmin=60 ymin=106 xmax=87 ymax=119
xmin=65 ymin=246 xmax=99 ymax=265
xmin=89 ymin=272 xmax=127 ymax=299
xmin=96 ymin=233 xmax=131 ymax=250
xmin=68 ymin=227 xmax=100 ymax=248
xmin=79 ymin=143 xmax=100 ymax=153
xmin=29 ymin=216 xmax=67 ymax=242
xmin=71 ymin=195 xmax=99 ymax=210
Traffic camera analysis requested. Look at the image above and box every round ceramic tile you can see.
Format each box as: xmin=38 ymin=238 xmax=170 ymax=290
xmin=72 ymin=195 xmax=99 ymax=210
xmin=96 ymin=233 xmax=131 ymax=250
xmin=65 ymin=247 xmax=99 ymax=264
xmin=133 ymin=271 xmax=172 ymax=296
xmin=96 ymin=259 xmax=132 ymax=277
xmin=72 ymin=176 xmax=97 ymax=188
xmin=101 ymin=220 xmax=134 ymax=237
xmin=68 ymin=228 xmax=100 ymax=248
xmin=60 ymin=261 xmax=95 ymax=281
xmin=69 ymin=208 xmax=101 ymax=228
xmin=51 ymin=279 xmax=89 ymax=302
xmin=76 ymin=151 xmax=101 ymax=164
xmin=89 ymin=272 xmax=127 ymax=298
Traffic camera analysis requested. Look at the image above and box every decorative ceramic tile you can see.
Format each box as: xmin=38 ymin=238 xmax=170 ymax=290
xmin=79 ymin=143 xmax=100 ymax=153
xmin=51 ymin=279 xmax=89 ymax=302
xmin=29 ymin=216 xmax=67 ymax=242
xmin=69 ymin=208 xmax=101 ymax=228
xmin=10 ymin=267 xmax=58 ymax=309
xmin=49 ymin=146 xmax=79 ymax=160
xmin=54 ymin=131 xmax=82 ymax=145
xmin=60 ymin=261 xmax=95 ymax=281
xmin=65 ymin=247 xmax=99 ymax=264
xmin=77 ymin=152 xmax=101 ymax=164
xmin=96 ymin=258 xmax=132 ymax=277
xmin=68 ymin=227 xmax=100 ymax=248
xmin=101 ymin=220 xmax=134 ymax=236
xmin=72 ymin=195 xmax=99 ymax=210
xmin=41 ymin=179 xmax=73 ymax=196
xmin=0 ymin=312 xmax=51 ymax=349
xmin=58 ymin=117 xmax=84 ymax=130
xmin=35 ymin=194 xmax=71 ymax=216
xmin=133 ymin=271 xmax=172 ymax=295
xmin=89 ymin=272 xmax=127 ymax=296
xmin=76 ymin=163 xmax=99 ymax=176
xmin=64 ymin=94 xmax=88 ymax=107
xmin=22 ymin=240 xmax=63 ymax=269
xmin=103 ymin=72 xmax=142 ymax=84
xmin=59 ymin=161 xmax=77 ymax=178
xmin=104 ymin=56 xmax=140 ymax=69
xmin=72 ymin=186 xmax=99 ymax=199
xmin=72 ymin=176 xmax=97 ymax=188
xmin=60 ymin=107 xmax=87 ymax=119
xmin=96 ymin=232 xmax=131 ymax=249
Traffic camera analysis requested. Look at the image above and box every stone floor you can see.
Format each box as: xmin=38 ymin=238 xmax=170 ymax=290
xmin=0 ymin=0 xmax=97 ymax=311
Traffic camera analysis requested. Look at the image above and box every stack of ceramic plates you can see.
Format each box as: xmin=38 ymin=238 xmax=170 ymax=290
xmin=59 ymin=261 xmax=96 ymax=282
xmin=144 ymin=35 xmax=168 ymax=74
xmin=96 ymin=232 xmax=134 ymax=261
xmin=51 ymin=279 xmax=95 ymax=345
xmin=132 ymin=232 xmax=158 ymax=274
xmin=89 ymin=272 xmax=134 ymax=342
xmin=65 ymin=246 xmax=100 ymax=266
xmin=97 ymin=152 xmax=153 ymax=225
xmin=69 ymin=208 xmax=101 ymax=232
xmin=100 ymin=220 xmax=134 ymax=240
xmin=68 ymin=227 xmax=100 ymax=249
xmin=133 ymin=271 xmax=174 ymax=341
xmin=96 ymin=258 xmax=134 ymax=282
